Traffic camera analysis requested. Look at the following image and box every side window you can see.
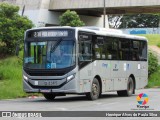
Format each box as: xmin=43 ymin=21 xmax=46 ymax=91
xmin=93 ymin=36 xmax=119 ymax=60
xmin=93 ymin=36 xmax=105 ymax=59
xmin=139 ymin=41 xmax=147 ymax=61
xmin=106 ymin=37 xmax=119 ymax=60
xmin=131 ymin=40 xmax=140 ymax=61
xmin=119 ymin=39 xmax=130 ymax=60
xmin=79 ymin=33 xmax=92 ymax=61
xmin=79 ymin=41 xmax=92 ymax=61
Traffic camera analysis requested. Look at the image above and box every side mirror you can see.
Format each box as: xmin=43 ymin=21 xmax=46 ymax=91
xmin=15 ymin=40 xmax=23 ymax=60
xmin=15 ymin=44 xmax=20 ymax=56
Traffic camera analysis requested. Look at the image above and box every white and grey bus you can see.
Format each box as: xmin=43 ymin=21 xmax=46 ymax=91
xmin=22 ymin=27 xmax=148 ymax=100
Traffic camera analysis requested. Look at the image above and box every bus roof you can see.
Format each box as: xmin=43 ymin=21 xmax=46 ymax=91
xmin=27 ymin=26 xmax=148 ymax=41
xmin=76 ymin=27 xmax=147 ymax=41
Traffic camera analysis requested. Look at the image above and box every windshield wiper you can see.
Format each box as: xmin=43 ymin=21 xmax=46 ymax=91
xmin=50 ymin=38 xmax=63 ymax=53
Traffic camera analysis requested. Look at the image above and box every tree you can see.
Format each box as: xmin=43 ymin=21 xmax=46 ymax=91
xmin=119 ymin=14 xmax=160 ymax=28
xmin=109 ymin=14 xmax=160 ymax=29
xmin=59 ymin=10 xmax=85 ymax=27
xmin=0 ymin=3 xmax=34 ymax=56
xmin=148 ymin=52 xmax=158 ymax=76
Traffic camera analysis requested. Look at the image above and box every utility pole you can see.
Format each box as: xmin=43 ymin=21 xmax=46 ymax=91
xmin=103 ymin=0 xmax=106 ymax=28
xmin=21 ymin=0 xmax=26 ymax=16
xmin=22 ymin=5 xmax=25 ymax=16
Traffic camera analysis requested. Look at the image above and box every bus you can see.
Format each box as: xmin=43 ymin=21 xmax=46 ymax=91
xmin=21 ymin=26 xmax=148 ymax=100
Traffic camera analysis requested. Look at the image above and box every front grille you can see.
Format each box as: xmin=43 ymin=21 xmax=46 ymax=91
xmin=27 ymin=72 xmax=65 ymax=76
xmin=24 ymin=65 xmax=75 ymax=76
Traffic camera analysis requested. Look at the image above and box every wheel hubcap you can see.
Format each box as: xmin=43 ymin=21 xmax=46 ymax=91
xmin=92 ymin=83 xmax=99 ymax=96
xmin=128 ymin=80 xmax=133 ymax=92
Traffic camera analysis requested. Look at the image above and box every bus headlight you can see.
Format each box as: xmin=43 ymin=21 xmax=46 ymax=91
xmin=67 ymin=74 xmax=75 ymax=82
xmin=23 ymin=75 xmax=28 ymax=81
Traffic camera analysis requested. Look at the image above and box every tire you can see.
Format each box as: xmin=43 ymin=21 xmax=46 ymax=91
xmin=43 ymin=93 xmax=56 ymax=101
xmin=117 ymin=77 xmax=134 ymax=96
xmin=86 ymin=78 xmax=100 ymax=100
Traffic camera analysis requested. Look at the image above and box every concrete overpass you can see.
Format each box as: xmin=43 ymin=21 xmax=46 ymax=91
xmin=49 ymin=0 xmax=160 ymax=16
xmin=1 ymin=0 xmax=160 ymax=27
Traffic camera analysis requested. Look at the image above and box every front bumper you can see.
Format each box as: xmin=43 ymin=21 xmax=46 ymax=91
xmin=23 ymin=68 xmax=79 ymax=94
xmin=23 ymin=79 xmax=77 ymax=93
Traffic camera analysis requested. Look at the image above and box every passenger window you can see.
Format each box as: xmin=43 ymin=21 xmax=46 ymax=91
xmin=139 ymin=41 xmax=147 ymax=61
xmin=79 ymin=32 xmax=92 ymax=62
xmin=119 ymin=39 xmax=130 ymax=60
xmin=106 ymin=37 xmax=119 ymax=60
xmin=93 ymin=35 xmax=105 ymax=59
xmin=131 ymin=41 xmax=140 ymax=61
xmin=80 ymin=41 xmax=92 ymax=61
xmin=94 ymin=43 xmax=101 ymax=59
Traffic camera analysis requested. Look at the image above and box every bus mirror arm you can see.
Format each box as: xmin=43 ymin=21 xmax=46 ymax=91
xmin=78 ymin=57 xmax=83 ymax=65
xmin=15 ymin=40 xmax=23 ymax=61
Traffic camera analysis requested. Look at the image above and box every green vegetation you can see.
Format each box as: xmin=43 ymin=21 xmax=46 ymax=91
xmin=59 ymin=10 xmax=85 ymax=27
xmin=0 ymin=56 xmax=26 ymax=99
xmin=139 ymin=34 xmax=160 ymax=45
xmin=157 ymin=43 xmax=160 ymax=48
xmin=0 ymin=52 xmax=40 ymax=99
xmin=147 ymin=51 xmax=160 ymax=88
xmin=140 ymin=34 xmax=160 ymax=87
xmin=109 ymin=14 xmax=160 ymax=29
xmin=0 ymin=3 xmax=33 ymax=56
xmin=147 ymin=66 xmax=160 ymax=88
xmin=148 ymin=52 xmax=158 ymax=76
xmin=0 ymin=3 xmax=34 ymax=99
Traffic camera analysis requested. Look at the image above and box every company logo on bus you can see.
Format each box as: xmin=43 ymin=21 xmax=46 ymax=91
xmin=113 ymin=64 xmax=118 ymax=71
xmin=102 ymin=63 xmax=108 ymax=69
xmin=137 ymin=93 xmax=149 ymax=105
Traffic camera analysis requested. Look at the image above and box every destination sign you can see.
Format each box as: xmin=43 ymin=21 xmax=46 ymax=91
xmin=28 ymin=30 xmax=69 ymax=38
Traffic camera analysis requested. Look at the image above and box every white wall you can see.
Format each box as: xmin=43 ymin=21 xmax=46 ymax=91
xmin=38 ymin=10 xmax=61 ymax=26
xmin=19 ymin=10 xmax=39 ymax=26
xmin=80 ymin=15 xmax=109 ymax=28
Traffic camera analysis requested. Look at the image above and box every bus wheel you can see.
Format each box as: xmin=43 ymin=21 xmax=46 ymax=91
xmin=86 ymin=78 xmax=100 ymax=100
xmin=43 ymin=93 xmax=56 ymax=101
xmin=117 ymin=77 xmax=134 ymax=96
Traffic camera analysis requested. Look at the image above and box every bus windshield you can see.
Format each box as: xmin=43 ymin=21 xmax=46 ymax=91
xmin=24 ymin=39 xmax=75 ymax=69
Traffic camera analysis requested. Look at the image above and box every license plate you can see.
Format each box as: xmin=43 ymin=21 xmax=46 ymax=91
xmin=40 ymin=89 xmax=51 ymax=93
xmin=44 ymin=81 xmax=57 ymax=86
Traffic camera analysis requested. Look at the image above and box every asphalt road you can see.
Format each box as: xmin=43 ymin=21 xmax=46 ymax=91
xmin=0 ymin=88 xmax=160 ymax=120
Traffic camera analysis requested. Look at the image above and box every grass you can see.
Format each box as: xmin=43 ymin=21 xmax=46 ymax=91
xmin=0 ymin=56 xmax=27 ymax=99
xmin=0 ymin=51 xmax=39 ymax=100
xmin=139 ymin=34 xmax=160 ymax=45
xmin=147 ymin=66 xmax=160 ymax=88
xmin=157 ymin=43 xmax=160 ymax=48
xmin=141 ymin=34 xmax=160 ymax=87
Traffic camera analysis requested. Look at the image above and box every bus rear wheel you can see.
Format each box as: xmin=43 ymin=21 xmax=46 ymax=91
xmin=43 ymin=93 xmax=56 ymax=101
xmin=117 ymin=77 xmax=134 ymax=96
xmin=86 ymin=78 xmax=100 ymax=100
